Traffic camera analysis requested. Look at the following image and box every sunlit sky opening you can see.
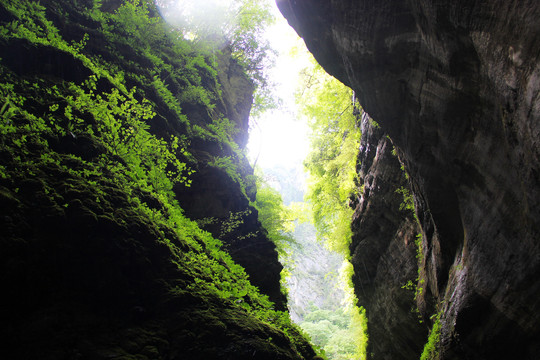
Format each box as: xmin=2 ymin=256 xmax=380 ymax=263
xmin=155 ymin=0 xmax=237 ymax=22
xmin=155 ymin=0 xmax=238 ymax=43
xmin=156 ymin=0 xmax=312 ymax=170
xmin=247 ymin=1 xmax=311 ymax=170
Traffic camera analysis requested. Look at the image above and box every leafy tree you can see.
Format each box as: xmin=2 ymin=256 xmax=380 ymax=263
xmin=299 ymin=304 xmax=367 ymax=360
xmin=293 ymin=55 xmax=369 ymax=360
xmin=156 ymin=0 xmax=276 ymax=114
xmin=297 ymin=59 xmax=361 ymax=256
xmin=253 ymin=171 xmax=296 ymax=255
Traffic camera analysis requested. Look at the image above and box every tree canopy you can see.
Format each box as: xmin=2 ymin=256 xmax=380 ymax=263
xmin=297 ymin=59 xmax=361 ymax=256
xmin=156 ymin=0 xmax=277 ymax=114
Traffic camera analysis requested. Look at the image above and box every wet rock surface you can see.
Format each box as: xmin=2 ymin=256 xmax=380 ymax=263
xmin=278 ymin=0 xmax=540 ymax=358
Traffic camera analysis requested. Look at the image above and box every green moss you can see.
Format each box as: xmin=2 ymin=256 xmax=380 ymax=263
xmin=420 ymin=313 xmax=441 ymax=360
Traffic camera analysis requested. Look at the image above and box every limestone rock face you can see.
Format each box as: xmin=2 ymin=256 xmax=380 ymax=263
xmin=278 ymin=0 xmax=540 ymax=358
xmin=350 ymin=116 xmax=426 ymax=359
xmin=216 ymin=47 xmax=255 ymax=148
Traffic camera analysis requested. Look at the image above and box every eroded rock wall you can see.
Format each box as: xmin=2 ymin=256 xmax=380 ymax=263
xmin=278 ymin=0 xmax=540 ymax=358
xmin=350 ymin=116 xmax=426 ymax=359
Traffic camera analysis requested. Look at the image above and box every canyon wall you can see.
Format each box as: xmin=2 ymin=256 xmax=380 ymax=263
xmin=278 ymin=0 xmax=540 ymax=359
xmin=350 ymin=116 xmax=427 ymax=359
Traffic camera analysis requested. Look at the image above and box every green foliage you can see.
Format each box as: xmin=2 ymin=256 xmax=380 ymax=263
xmin=401 ymin=232 xmax=425 ymax=322
xmin=207 ymin=155 xmax=248 ymax=194
xmin=194 ymin=117 xmax=240 ymax=151
xmin=299 ymin=60 xmax=361 ymax=256
xmin=207 ymin=117 xmax=240 ymax=141
xmin=89 ymin=0 xmax=224 ymax=131
xmin=289 ymin=57 xmax=368 ymax=359
xmin=0 ymin=0 xmax=128 ymax=92
xmin=63 ymin=76 xmax=192 ymax=193
xmin=150 ymin=75 xmax=186 ymax=122
xmin=287 ymin=201 xmax=311 ymax=225
xmin=253 ymin=175 xmax=296 ymax=255
xmin=415 ymin=233 xmax=424 ymax=263
xmin=396 ymin=186 xmax=415 ymax=213
xmin=392 ymin=148 xmax=427 ymax=322
xmin=300 ymin=305 xmax=367 ymax=360
xmin=420 ymin=313 xmax=441 ymax=360
xmin=0 ymin=0 xmax=312 ymax=355
xmin=89 ymin=0 xmax=252 ymax=194
xmin=270 ymin=190 xmax=368 ymax=360
xmin=156 ymin=0 xmax=276 ymax=114
xmin=1 ymin=1 xmax=68 ymax=48
xmin=219 ymin=209 xmax=251 ymax=238
xmin=228 ymin=0 xmax=276 ymax=114
xmin=105 ymin=0 xmax=162 ymax=46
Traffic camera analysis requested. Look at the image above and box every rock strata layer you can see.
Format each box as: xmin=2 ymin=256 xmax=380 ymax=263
xmin=350 ymin=116 xmax=427 ymax=359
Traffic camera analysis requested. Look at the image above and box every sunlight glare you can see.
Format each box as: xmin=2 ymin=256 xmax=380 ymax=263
xmin=249 ymin=110 xmax=310 ymax=169
xmin=247 ymin=1 xmax=312 ymax=169
xmin=155 ymin=0 xmax=311 ymax=169
xmin=155 ymin=0 xmax=237 ymax=40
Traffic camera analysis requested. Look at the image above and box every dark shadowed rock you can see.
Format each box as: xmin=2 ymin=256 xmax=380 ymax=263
xmin=278 ymin=0 xmax=540 ymax=358
xmin=172 ymin=50 xmax=286 ymax=308
xmin=350 ymin=116 xmax=427 ymax=359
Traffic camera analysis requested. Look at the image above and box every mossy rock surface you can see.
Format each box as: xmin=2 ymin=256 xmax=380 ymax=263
xmin=0 ymin=0 xmax=316 ymax=358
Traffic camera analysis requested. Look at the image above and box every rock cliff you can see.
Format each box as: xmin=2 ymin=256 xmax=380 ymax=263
xmin=278 ymin=0 xmax=540 ymax=359
xmin=350 ymin=116 xmax=427 ymax=359
xmin=173 ymin=46 xmax=287 ymax=309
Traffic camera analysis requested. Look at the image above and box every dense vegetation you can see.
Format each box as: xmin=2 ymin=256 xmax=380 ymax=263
xmin=298 ymin=60 xmax=361 ymax=256
xmin=289 ymin=221 xmax=367 ymax=360
xmin=254 ymin=160 xmax=367 ymax=360
xmin=254 ymin=171 xmax=296 ymax=254
xmin=0 ymin=0 xmax=316 ymax=357
xmin=156 ymin=0 xmax=277 ymax=115
xmin=300 ymin=306 xmax=367 ymax=360
xmin=296 ymin=58 xmax=368 ymax=359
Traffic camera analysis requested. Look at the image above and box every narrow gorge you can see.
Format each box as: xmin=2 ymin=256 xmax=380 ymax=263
xmin=1 ymin=0 xmax=539 ymax=359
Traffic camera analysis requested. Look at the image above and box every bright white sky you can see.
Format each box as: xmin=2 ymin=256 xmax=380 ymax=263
xmin=155 ymin=0 xmax=312 ymax=169
xmin=246 ymin=1 xmax=312 ymax=169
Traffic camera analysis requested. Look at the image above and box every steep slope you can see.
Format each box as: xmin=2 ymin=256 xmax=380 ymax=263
xmin=278 ymin=0 xmax=540 ymax=359
xmin=0 ymin=0 xmax=315 ymax=358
